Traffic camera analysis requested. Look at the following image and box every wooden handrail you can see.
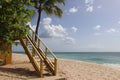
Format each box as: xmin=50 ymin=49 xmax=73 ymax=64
xmin=26 ymin=36 xmax=43 ymax=61
xmin=29 ymin=26 xmax=57 ymax=58
xmin=28 ymin=26 xmax=57 ymax=75
xmin=20 ymin=38 xmax=43 ymax=77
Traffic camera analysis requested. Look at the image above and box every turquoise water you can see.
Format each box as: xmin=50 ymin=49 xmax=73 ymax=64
xmin=12 ymin=45 xmax=120 ymax=67
xmin=53 ymin=52 xmax=120 ymax=64
xmin=14 ymin=51 xmax=120 ymax=65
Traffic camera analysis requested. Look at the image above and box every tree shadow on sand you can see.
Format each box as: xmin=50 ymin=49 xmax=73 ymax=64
xmin=0 ymin=67 xmax=39 ymax=79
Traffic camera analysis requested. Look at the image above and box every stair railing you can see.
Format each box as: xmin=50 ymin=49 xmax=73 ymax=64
xmin=20 ymin=37 xmax=44 ymax=77
xmin=28 ymin=26 xmax=58 ymax=75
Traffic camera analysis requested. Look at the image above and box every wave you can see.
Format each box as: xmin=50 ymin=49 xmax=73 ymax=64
xmin=103 ymin=63 xmax=120 ymax=68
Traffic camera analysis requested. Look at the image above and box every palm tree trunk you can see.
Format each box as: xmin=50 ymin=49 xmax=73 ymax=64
xmin=35 ymin=8 xmax=41 ymax=41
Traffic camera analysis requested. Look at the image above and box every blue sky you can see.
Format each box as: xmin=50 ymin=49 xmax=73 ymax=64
xmin=28 ymin=0 xmax=120 ymax=52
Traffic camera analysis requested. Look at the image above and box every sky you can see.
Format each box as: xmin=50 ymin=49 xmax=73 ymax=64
xmin=14 ymin=0 xmax=120 ymax=52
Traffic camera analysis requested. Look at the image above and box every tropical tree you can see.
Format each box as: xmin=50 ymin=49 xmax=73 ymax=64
xmin=31 ymin=0 xmax=66 ymax=36
xmin=0 ymin=0 xmax=34 ymax=64
xmin=0 ymin=0 xmax=34 ymax=44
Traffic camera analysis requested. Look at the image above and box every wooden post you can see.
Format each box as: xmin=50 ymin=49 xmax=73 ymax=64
xmin=32 ymin=31 xmax=35 ymax=41
xmin=54 ymin=58 xmax=57 ymax=75
xmin=45 ymin=48 xmax=47 ymax=58
xmin=0 ymin=41 xmax=12 ymax=64
xmin=40 ymin=60 xmax=43 ymax=77
xmin=38 ymin=39 xmax=40 ymax=48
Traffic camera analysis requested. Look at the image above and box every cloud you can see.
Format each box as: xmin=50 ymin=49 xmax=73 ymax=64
xmin=94 ymin=25 xmax=101 ymax=30
xmin=69 ymin=7 xmax=78 ymax=13
xmin=40 ymin=24 xmax=67 ymax=38
xmin=71 ymin=27 xmax=78 ymax=32
xmin=40 ymin=17 xmax=68 ymax=38
xmin=86 ymin=5 xmax=93 ymax=12
xmin=43 ymin=17 xmax=52 ymax=25
xmin=63 ymin=37 xmax=75 ymax=44
xmin=85 ymin=0 xmax=94 ymax=4
xmin=106 ymin=28 xmax=118 ymax=33
xmin=85 ymin=0 xmax=94 ymax=12
xmin=40 ymin=17 xmax=76 ymax=45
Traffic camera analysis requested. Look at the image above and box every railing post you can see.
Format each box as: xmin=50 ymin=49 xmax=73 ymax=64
xmin=54 ymin=58 xmax=57 ymax=75
xmin=32 ymin=48 xmax=35 ymax=56
xmin=32 ymin=31 xmax=34 ymax=41
xmin=45 ymin=48 xmax=48 ymax=58
xmin=38 ymin=39 xmax=40 ymax=48
xmin=40 ymin=59 xmax=43 ymax=77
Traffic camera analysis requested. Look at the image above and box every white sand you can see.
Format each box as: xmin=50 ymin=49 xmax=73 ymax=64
xmin=0 ymin=53 xmax=120 ymax=80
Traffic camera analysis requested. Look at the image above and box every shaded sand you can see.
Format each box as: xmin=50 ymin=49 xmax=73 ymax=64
xmin=0 ymin=53 xmax=120 ymax=80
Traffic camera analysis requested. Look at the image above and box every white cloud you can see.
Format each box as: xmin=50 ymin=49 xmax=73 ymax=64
xmin=43 ymin=17 xmax=52 ymax=25
xmin=40 ymin=24 xmax=67 ymax=38
xmin=41 ymin=17 xmax=76 ymax=45
xmin=69 ymin=7 xmax=78 ymax=13
xmin=41 ymin=17 xmax=76 ymax=39
xmin=63 ymin=37 xmax=75 ymax=44
xmin=86 ymin=5 xmax=93 ymax=12
xmin=41 ymin=17 xmax=68 ymax=38
xmin=85 ymin=0 xmax=94 ymax=4
xmin=106 ymin=28 xmax=118 ymax=33
xmin=71 ymin=27 xmax=78 ymax=32
xmin=85 ymin=0 xmax=94 ymax=12
xmin=94 ymin=25 xmax=101 ymax=30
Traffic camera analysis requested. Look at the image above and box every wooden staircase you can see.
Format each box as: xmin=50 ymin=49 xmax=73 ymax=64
xmin=20 ymin=26 xmax=57 ymax=77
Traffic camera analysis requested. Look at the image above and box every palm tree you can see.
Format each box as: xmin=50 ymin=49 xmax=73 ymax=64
xmin=31 ymin=0 xmax=65 ymax=36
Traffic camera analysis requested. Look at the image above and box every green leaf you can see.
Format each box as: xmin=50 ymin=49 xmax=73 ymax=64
xmin=0 ymin=5 xmax=2 ymax=8
xmin=5 ymin=0 xmax=11 ymax=3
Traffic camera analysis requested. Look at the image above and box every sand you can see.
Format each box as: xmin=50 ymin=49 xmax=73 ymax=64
xmin=0 ymin=53 xmax=120 ymax=80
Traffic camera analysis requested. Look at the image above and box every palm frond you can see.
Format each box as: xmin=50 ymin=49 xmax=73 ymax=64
xmin=43 ymin=5 xmax=63 ymax=18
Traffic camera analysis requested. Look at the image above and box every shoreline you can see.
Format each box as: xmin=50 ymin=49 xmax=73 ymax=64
xmin=13 ymin=53 xmax=120 ymax=69
xmin=0 ymin=53 xmax=120 ymax=80
xmin=59 ymin=58 xmax=120 ymax=70
xmin=12 ymin=53 xmax=120 ymax=71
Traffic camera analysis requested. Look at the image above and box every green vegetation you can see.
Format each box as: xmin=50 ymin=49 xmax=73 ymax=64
xmin=0 ymin=0 xmax=34 ymax=45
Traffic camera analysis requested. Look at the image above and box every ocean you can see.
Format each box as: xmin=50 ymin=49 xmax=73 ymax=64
xmin=12 ymin=45 xmax=120 ymax=68
xmin=54 ymin=52 xmax=120 ymax=67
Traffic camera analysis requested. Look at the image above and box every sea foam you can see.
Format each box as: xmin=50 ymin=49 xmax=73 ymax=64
xmin=103 ymin=63 xmax=120 ymax=68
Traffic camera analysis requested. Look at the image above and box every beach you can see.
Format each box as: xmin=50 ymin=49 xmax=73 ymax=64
xmin=0 ymin=53 xmax=120 ymax=80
